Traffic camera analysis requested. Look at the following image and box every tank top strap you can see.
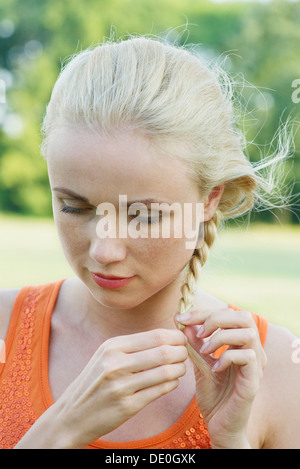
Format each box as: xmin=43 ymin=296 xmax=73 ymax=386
xmin=1 ymin=280 xmax=65 ymax=375
xmin=228 ymin=303 xmax=268 ymax=347
xmin=0 ymin=285 xmax=268 ymax=449
xmin=0 ymin=279 xmax=65 ymax=449
xmin=213 ymin=304 xmax=268 ymax=360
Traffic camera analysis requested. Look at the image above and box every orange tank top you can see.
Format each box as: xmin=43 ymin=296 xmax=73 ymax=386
xmin=0 ymin=279 xmax=268 ymax=449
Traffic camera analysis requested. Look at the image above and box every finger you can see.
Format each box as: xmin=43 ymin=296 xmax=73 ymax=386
xmin=196 ymin=310 xmax=257 ymax=339
xmin=128 ymin=362 xmax=186 ymax=394
xmin=127 ymin=344 xmax=189 ymax=373
xmin=129 ymin=378 xmax=180 ymax=411
xmin=106 ymin=328 xmax=187 ymax=354
xmin=212 ymin=348 xmax=264 ymax=393
xmin=179 ymin=324 xmax=208 ymax=361
xmin=212 ymin=348 xmax=259 ymax=381
xmin=176 ymin=309 xmax=257 ymax=337
xmin=175 ymin=309 xmax=210 ymax=327
xmin=199 ymin=328 xmax=260 ymax=356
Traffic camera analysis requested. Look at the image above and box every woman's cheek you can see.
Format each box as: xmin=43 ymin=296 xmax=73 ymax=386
xmin=133 ymin=236 xmax=192 ymax=279
xmin=55 ymin=216 xmax=88 ymax=262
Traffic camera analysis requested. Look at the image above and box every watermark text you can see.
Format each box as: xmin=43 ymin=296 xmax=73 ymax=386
xmin=95 ymin=195 xmax=205 ymax=249
xmin=291 ymin=79 xmax=300 ymax=104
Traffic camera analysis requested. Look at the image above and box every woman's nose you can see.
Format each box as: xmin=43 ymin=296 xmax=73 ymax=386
xmin=89 ymin=214 xmax=128 ymax=265
xmin=89 ymin=236 xmax=127 ymax=265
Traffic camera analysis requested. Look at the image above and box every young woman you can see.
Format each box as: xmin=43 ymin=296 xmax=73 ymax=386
xmin=0 ymin=36 xmax=299 ymax=449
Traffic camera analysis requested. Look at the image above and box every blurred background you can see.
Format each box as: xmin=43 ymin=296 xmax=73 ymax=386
xmin=0 ymin=0 xmax=299 ymax=334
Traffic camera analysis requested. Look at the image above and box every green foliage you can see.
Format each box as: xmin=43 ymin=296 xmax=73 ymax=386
xmin=0 ymin=0 xmax=299 ymax=222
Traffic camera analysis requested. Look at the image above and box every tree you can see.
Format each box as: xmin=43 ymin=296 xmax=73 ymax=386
xmin=0 ymin=0 xmax=299 ymax=222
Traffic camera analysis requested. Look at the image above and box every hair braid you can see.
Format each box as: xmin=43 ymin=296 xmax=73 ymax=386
xmin=176 ymin=211 xmax=222 ymax=380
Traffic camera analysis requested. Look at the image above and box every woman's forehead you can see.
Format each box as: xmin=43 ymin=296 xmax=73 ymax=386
xmin=47 ymin=126 xmax=199 ymax=203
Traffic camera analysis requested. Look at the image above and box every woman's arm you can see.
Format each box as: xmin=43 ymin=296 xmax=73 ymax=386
xmin=14 ymin=328 xmax=188 ymax=449
xmin=14 ymin=403 xmax=77 ymax=449
xmin=261 ymin=323 xmax=300 ymax=449
xmin=176 ymin=309 xmax=300 ymax=449
xmin=0 ymin=289 xmax=189 ymax=449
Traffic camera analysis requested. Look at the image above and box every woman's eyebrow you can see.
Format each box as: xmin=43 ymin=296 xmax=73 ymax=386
xmin=53 ymin=187 xmax=90 ymax=202
xmin=125 ymin=198 xmax=171 ymax=206
xmin=53 ymin=187 xmax=170 ymax=206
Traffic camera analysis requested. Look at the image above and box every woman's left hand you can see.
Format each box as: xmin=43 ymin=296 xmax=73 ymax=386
xmin=175 ymin=308 xmax=267 ymax=449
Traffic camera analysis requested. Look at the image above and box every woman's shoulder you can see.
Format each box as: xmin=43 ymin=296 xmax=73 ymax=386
xmin=194 ymin=288 xmax=300 ymax=447
xmin=262 ymin=322 xmax=300 ymax=401
xmin=193 ymin=288 xmax=229 ymax=312
xmin=262 ymin=321 xmax=299 ymax=389
xmin=0 ymin=288 xmax=20 ymax=341
xmin=258 ymin=322 xmax=300 ymax=448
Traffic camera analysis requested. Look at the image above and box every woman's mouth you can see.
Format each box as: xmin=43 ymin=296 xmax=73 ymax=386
xmin=91 ymin=272 xmax=136 ymax=289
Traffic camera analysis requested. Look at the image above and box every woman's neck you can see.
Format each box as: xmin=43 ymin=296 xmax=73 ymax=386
xmin=61 ymin=275 xmax=186 ymax=340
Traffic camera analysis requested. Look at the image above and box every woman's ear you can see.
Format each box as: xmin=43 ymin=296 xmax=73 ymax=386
xmin=203 ymin=183 xmax=226 ymax=222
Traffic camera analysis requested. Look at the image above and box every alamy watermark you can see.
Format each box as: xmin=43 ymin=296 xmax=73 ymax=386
xmin=95 ymin=195 xmax=205 ymax=250
xmin=291 ymin=79 xmax=300 ymax=104
xmin=291 ymin=338 xmax=300 ymax=364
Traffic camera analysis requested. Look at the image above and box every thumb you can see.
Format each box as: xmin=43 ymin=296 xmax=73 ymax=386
xmin=174 ymin=318 xmax=216 ymax=381
xmin=183 ymin=324 xmax=206 ymax=351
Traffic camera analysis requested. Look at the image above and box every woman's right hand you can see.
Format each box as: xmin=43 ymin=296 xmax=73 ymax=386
xmin=48 ymin=328 xmax=188 ymax=448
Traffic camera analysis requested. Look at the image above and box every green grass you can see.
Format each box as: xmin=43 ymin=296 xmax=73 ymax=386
xmin=201 ymin=223 xmax=300 ymax=336
xmin=1 ymin=213 xmax=300 ymax=336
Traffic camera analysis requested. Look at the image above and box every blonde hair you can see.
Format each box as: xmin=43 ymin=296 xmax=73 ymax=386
xmin=41 ymin=35 xmax=294 ymax=380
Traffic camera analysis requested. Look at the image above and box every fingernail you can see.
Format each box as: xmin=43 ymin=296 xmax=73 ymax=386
xmin=212 ymin=361 xmax=220 ymax=372
xmin=200 ymin=341 xmax=210 ymax=353
xmin=196 ymin=325 xmax=204 ymax=337
xmin=176 ymin=312 xmax=191 ymax=322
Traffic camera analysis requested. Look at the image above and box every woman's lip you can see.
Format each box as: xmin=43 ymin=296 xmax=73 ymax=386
xmin=92 ymin=272 xmax=132 ymax=280
xmin=91 ymin=273 xmax=135 ymax=289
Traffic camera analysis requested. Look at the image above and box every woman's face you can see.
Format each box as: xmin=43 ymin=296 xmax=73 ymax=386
xmin=46 ymin=126 xmax=221 ymax=311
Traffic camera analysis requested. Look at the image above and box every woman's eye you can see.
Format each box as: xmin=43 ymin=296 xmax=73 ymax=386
xmin=128 ymin=211 xmax=162 ymax=225
xmin=60 ymin=205 xmax=87 ymax=216
xmin=132 ymin=214 xmax=161 ymax=225
xmin=138 ymin=217 xmax=160 ymax=225
xmin=60 ymin=204 xmax=161 ymax=224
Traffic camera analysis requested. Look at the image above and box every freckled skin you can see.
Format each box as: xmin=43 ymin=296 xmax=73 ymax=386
xmin=46 ymin=126 xmax=219 ymax=326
